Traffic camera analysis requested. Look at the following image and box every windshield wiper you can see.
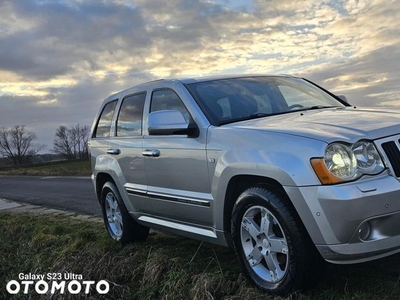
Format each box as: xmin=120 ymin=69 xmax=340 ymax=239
xmin=218 ymin=106 xmax=340 ymax=126
xmin=290 ymin=105 xmax=341 ymax=113
xmin=219 ymin=113 xmax=272 ymax=125
xmin=306 ymin=105 xmax=339 ymax=110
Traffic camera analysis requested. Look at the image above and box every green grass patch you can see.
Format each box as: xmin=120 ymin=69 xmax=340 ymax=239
xmin=0 ymin=160 xmax=91 ymax=176
xmin=1 ymin=212 xmax=400 ymax=299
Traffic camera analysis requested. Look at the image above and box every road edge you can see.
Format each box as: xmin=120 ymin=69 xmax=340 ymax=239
xmin=0 ymin=198 xmax=102 ymax=223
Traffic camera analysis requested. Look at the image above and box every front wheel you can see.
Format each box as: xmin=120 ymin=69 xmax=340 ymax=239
xmin=231 ymin=187 xmax=324 ymax=295
xmin=101 ymin=182 xmax=149 ymax=243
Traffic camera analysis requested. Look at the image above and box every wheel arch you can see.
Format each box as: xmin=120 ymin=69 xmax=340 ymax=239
xmin=223 ymin=175 xmax=297 ymax=245
xmin=95 ymin=172 xmax=116 ymax=204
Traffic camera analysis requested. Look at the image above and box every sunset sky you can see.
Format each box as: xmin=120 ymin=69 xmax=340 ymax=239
xmin=0 ymin=0 xmax=399 ymax=150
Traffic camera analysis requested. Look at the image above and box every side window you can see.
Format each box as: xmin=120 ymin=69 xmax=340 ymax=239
xmin=116 ymin=93 xmax=146 ymax=136
xmin=94 ymin=100 xmax=117 ymax=138
xmin=150 ymin=89 xmax=190 ymax=122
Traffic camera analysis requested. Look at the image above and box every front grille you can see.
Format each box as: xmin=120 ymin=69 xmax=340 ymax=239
xmin=379 ymin=139 xmax=400 ymax=177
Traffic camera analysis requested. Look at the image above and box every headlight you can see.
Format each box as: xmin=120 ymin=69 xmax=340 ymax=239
xmin=311 ymin=141 xmax=385 ymax=184
xmin=325 ymin=143 xmax=357 ymax=180
xmin=352 ymin=141 xmax=384 ymax=174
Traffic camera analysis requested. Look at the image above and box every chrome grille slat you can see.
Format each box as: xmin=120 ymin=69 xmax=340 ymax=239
xmin=381 ymin=141 xmax=400 ymax=177
xmin=376 ymin=136 xmax=400 ymax=178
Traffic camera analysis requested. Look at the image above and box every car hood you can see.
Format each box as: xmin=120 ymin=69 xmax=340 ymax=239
xmin=228 ymin=107 xmax=400 ymax=143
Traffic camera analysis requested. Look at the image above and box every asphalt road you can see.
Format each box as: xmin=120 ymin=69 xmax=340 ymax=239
xmin=0 ymin=175 xmax=101 ymax=216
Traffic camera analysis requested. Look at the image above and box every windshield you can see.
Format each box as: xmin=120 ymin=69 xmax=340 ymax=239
xmin=185 ymin=76 xmax=346 ymax=125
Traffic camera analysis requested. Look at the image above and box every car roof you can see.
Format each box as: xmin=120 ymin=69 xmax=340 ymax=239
xmin=103 ymin=74 xmax=298 ymax=102
xmin=177 ymin=74 xmax=296 ymax=84
xmin=133 ymin=74 xmax=297 ymax=88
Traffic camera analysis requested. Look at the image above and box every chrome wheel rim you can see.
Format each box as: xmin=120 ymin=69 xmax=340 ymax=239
xmin=240 ymin=205 xmax=289 ymax=283
xmin=105 ymin=192 xmax=123 ymax=238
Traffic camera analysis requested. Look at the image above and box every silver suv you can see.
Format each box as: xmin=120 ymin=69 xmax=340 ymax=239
xmin=89 ymin=75 xmax=400 ymax=295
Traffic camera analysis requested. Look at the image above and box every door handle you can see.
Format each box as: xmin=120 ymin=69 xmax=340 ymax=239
xmin=107 ymin=148 xmax=121 ymax=155
xmin=142 ymin=149 xmax=160 ymax=157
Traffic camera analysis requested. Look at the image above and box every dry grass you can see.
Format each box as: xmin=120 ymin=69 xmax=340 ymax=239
xmin=1 ymin=212 xmax=400 ymax=299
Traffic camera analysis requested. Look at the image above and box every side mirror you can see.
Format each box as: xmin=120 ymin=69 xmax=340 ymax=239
xmin=148 ymin=110 xmax=198 ymax=136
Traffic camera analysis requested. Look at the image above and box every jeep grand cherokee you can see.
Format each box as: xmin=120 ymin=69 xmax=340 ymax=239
xmin=89 ymin=75 xmax=400 ymax=295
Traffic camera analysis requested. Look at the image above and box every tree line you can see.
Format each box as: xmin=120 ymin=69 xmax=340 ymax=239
xmin=0 ymin=124 xmax=90 ymax=166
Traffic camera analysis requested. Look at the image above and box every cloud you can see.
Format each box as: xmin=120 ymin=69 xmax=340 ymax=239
xmin=0 ymin=0 xmax=400 ymax=149
xmin=0 ymin=0 xmax=149 ymax=80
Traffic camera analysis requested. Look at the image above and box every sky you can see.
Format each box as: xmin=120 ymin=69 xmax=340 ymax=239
xmin=0 ymin=0 xmax=400 ymax=151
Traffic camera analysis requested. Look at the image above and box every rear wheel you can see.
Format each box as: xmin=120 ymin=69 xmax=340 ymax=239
xmin=101 ymin=182 xmax=149 ymax=243
xmin=231 ymin=187 xmax=324 ymax=295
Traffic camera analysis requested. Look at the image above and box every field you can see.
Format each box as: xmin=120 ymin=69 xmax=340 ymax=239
xmin=1 ymin=212 xmax=400 ymax=300
xmin=0 ymin=160 xmax=91 ymax=176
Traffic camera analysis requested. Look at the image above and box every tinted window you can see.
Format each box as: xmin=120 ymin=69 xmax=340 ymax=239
xmin=185 ymin=77 xmax=344 ymax=125
xmin=150 ymin=89 xmax=190 ymax=122
xmin=116 ymin=93 xmax=146 ymax=136
xmin=94 ymin=100 xmax=117 ymax=137
xmin=278 ymin=85 xmax=328 ymax=108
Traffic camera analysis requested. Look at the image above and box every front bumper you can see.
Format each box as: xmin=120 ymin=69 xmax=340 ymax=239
xmin=285 ymin=173 xmax=400 ymax=264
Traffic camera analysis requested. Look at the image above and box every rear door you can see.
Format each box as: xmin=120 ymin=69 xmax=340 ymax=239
xmin=107 ymin=92 xmax=151 ymax=213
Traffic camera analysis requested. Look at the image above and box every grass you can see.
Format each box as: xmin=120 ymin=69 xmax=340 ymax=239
xmin=1 ymin=212 xmax=400 ymax=300
xmin=0 ymin=160 xmax=91 ymax=176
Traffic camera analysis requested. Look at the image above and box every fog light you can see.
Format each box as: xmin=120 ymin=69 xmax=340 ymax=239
xmin=358 ymin=222 xmax=371 ymax=241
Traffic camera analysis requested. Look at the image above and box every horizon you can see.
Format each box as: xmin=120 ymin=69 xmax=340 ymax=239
xmin=1 ymin=0 xmax=400 ymax=150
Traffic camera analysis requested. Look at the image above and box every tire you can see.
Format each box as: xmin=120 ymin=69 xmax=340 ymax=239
xmin=231 ymin=187 xmax=324 ymax=295
xmin=101 ymin=182 xmax=149 ymax=244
